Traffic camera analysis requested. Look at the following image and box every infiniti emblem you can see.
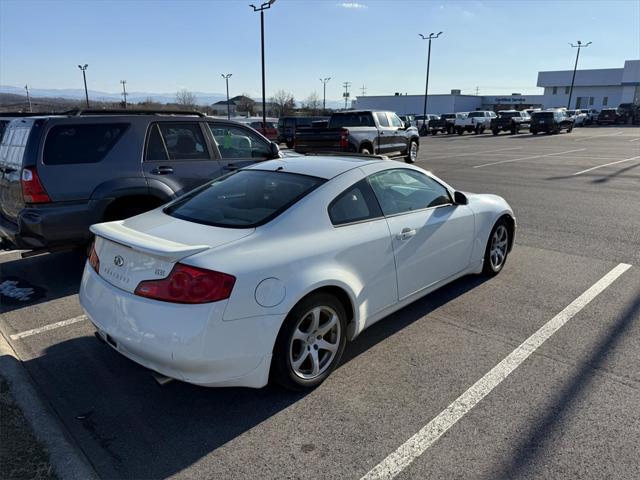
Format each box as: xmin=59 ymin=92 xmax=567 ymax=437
xmin=113 ymin=255 xmax=125 ymax=267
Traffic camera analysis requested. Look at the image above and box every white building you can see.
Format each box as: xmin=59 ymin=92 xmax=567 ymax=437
xmin=538 ymin=60 xmax=640 ymax=110
xmin=352 ymin=59 xmax=639 ymax=115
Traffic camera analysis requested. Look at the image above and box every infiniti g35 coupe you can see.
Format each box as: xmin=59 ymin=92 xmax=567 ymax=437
xmin=80 ymin=155 xmax=515 ymax=390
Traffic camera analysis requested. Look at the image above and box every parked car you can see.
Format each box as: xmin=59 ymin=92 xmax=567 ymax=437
xmin=429 ymin=113 xmax=463 ymax=135
xmin=617 ymin=103 xmax=640 ymax=125
xmin=293 ymin=110 xmax=420 ymax=163
xmin=247 ymin=121 xmax=279 ymax=141
xmin=455 ymin=111 xmax=497 ymax=135
xmin=80 ymin=155 xmax=515 ymax=390
xmin=490 ymin=110 xmax=531 ymax=135
xmin=399 ymin=114 xmax=417 ymax=128
xmin=581 ymin=108 xmax=599 ymax=125
xmin=565 ymin=109 xmax=587 ymax=127
xmin=529 ymin=110 xmax=574 ymax=134
xmin=414 ymin=114 xmax=438 ymax=134
xmin=0 ymin=110 xmax=281 ymax=252
xmin=596 ymin=108 xmax=622 ymax=125
xmin=277 ymin=116 xmax=329 ymax=148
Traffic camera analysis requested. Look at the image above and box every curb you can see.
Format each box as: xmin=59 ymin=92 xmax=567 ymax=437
xmin=0 ymin=332 xmax=100 ymax=480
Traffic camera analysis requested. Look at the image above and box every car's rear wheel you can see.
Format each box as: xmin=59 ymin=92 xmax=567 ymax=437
xmin=567 ymin=125 xmax=573 ymax=133
xmin=272 ymin=293 xmax=347 ymax=390
xmin=359 ymin=145 xmax=372 ymax=155
xmin=482 ymin=219 xmax=510 ymax=276
xmin=492 ymin=129 xmax=499 ymax=136
xmin=457 ymin=127 xmax=463 ymax=135
xmin=405 ymin=140 xmax=418 ymax=164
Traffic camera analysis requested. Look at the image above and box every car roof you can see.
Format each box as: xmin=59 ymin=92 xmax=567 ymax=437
xmin=245 ymin=155 xmax=384 ymax=179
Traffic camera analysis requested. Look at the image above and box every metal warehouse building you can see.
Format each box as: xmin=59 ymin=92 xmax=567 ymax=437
xmin=353 ymin=59 xmax=640 ymax=115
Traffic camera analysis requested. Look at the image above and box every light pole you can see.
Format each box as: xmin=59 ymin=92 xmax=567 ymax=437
xmin=342 ymin=81 xmax=351 ymax=110
xmin=24 ymin=85 xmax=32 ymax=112
xmin=120 ymin=80 xmax=128 ymax=109
xmin=250 ymin=0 xmax=276 ymax=129
xmin=419 ymin=32 xmax=442 ymax=133
xmin=567 ymin=40 xmax=591 ymax=109
xmin=221 ymin=74 xmax=232 ymax=119
xmin=320 ymin=77 xmax=331 ymax=113
xmin=78 ymin=64 xmax=89 ymax=108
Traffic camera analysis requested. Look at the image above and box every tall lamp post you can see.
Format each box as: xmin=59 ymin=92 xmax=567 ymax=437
xmin=221 ymin=73 xmax=232 ymax=119
xmin=320 ymin=77 xmax=331 ymax=113
xmin=567 ymin=40 xmax=591 ymax=109
xmin=24 ymin=85 xmax=32 ymax=113
xmin=120 ymin=80 xmax=128 ymax=109
xmin=78 ymin=64 xmax=89 ymax=108
xmin=250 ymin=0 xmax=276 ymax=129
xmin=419 ymin=32 xmax=442 ymax=134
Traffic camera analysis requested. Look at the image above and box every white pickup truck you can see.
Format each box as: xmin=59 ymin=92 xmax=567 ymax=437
xmin=455 ymin=110 xmax=497 ymax=135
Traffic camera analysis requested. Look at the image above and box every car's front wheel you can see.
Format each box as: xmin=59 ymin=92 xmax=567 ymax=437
xmin=482 ymin=219 xmax=510 ymax=276
xmin=405 ymin=140 xmax=418 ymax=163
xmin=272 ymin=293 xmax=347 ymax=390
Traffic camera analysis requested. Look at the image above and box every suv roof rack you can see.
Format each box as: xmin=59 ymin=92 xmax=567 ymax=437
xmin=65 ymin=109 xmax=207 ymax=117
xmin=304 ymin=152 xmax=389 ymax=161
xmin=0 ymin=111 xmax=64 ymax=117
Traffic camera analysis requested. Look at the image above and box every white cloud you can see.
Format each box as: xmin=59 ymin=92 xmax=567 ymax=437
xmin=338 ymin=2 xmax=367 ymax=9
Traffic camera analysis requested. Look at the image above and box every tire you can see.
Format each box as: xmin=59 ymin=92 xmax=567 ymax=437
xmin=359 ymin=145 xmax=372 ymax=155
xmin=531 ymin=130 xmax=538 ymax=135
xmin=447 ymin=125 xmax=454 ymax=135
xmin=272 ymin=293 xmax=348 ymax=390
xmin=431 ymin=130 xmax=438 ymax=136
xmin=482 ymin=219 xmax=510 ymax=276
xmin=457 ymin=127 xmax=463 ymax=135
xmin=492 ymin=129 xmax=499 ymax=136
xmin=567 ymin=125 xmax=573 ymax=133
xmin=286 ymin=140 xmax=294 ymax=149
xmin=405 ymin=140 xmax=418 ymax=164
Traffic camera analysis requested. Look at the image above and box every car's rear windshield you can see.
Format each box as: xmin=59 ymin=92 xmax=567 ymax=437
xmin=164 ymin=170 xmax=324 ymax=228
xmin=532 ymin=112 xmax=554 ymax=119
xmin=441 ymin=114 xmax=455 ymax=119
xmin=498 ymin=112 xmax=519 ymax=118
xmin=468 ymin=112 xmax=485 ymax=118
xmin=328 ymin=113 xmax=375 ymax=128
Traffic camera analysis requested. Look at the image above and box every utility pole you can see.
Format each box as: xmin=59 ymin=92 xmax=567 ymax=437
xmin=320 ymin=77 xmax=331 ymax=113
xmin=77 ymin=64 xmax=89 ymax=108
xmin=360 ymin=84 xmax=367 ymax=96
xmin=250 ymin=0 xmax=276 ymax=129
xmin=120 ymin=80 xmax=128 ymax=109
xmin=221 ymin=74 xmax=232 ymax=119
xmin=342 ymin=81 xmax=351 ymax=110
xmin=475 ymin=86 xmax=480 ymax=96
xmin=24 ymin=85 xmax=32 ymax=112
xmin=418 ymin=32 xmax=442 ymax=133
xmin=567 ymin=40 xmax=591 ymax=109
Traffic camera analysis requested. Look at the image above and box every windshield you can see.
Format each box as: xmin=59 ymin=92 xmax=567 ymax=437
xmin=165 ymin=170 xmax=324 ymax=228
xmin=468 ymin=112 xmax=484 ymax=118
xmin=533 ymin=112 xmax=554 ymax=119
xmin=328 ymin=113 xmax=375 ymax=128
xmin=498 ymin=112 xmax=519 ymax=118
xmin=441 ymin=114 xmax=455 ymax=119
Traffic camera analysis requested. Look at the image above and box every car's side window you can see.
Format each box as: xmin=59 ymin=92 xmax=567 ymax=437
xmin=389 ymin=114 xmax=403 ymax=128
xmin=368 ymin=169 xmax=452 ymax=216
xmin=375 ymin=112 xmax=390 ymax=127
xmin=145 ymin=122 xmax=209 ymax=161
xmin=328 ymin=179 xmax=383 ymax=226
xmin=207 ymin=123 xmax=271 ymax=159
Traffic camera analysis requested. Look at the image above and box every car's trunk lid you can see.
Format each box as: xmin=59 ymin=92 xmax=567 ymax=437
xmin=91 ymin=209 xmax=254 ymax=293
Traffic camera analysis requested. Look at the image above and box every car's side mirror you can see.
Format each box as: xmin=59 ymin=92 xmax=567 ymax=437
xmin=454 ymin=191 xmax=468 ymax=205
xmin=269 ymin=141 xmax=281 ymax=158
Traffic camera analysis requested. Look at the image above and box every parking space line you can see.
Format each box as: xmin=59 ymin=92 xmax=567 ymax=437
xmin=360 ymin=263 xmax=631 ymax=480
xmin=430 ymin=146 xmax=523 ymax=159
xmin=472 ymin=148 xmax=586 ymax=169
xmin=572 ymin=155 xmax=640 ymax=176
xmin=9 ymin=315 xmax=87 ymax=340
xmin=574 ymin=131 xmax=624 ymax=142
xmin=629 ymin=137 xmax=640 ymax=142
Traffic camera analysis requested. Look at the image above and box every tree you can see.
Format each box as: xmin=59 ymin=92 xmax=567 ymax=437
xmin=304 ymin=92 xmax=321 ymax=114
xmin=270 ymin=89 xmax=296 ymax=116
xmin=236 ymin=93 xmax=256 ymax=116
xmin=175 ymin=89 xmax=197 ymax=109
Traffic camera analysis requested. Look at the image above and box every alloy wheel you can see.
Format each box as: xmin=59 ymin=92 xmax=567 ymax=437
xmin=489 ymin=225 xmax=508 ymax=270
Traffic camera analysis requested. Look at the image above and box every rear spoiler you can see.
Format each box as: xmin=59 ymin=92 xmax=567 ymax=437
xmin=90 ymin=221 xmax=209 ymax=262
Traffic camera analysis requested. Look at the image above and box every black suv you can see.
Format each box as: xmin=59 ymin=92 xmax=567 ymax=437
xmin=0 ymin=110 xmax=280 ymax=251
xmin=530 ymin=111 xmax=574 ymax=135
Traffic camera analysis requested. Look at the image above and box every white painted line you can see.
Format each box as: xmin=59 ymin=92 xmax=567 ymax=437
xmin=430 ymin=146 xmax=524 ymax=159
xmin=628 ymin=137 xmax=640 ymax=142
xmin=572 ymin=155 xmax=640 ymax=176
xmin=574 ymin=131 xmax=624 ymax=142
xmin=361 ymin=263 xmax=632 ymax=480
xmin=473 ymin=148 xmax=586 ymax=168
xmin=10 ymin=315 xmax=87 ymax=340
xmin=0 ymin=250 xmax=26 ymax=257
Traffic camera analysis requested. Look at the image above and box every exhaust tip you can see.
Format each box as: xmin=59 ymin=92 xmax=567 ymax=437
xmin=151 ymin=371 xmax=174 ymax=386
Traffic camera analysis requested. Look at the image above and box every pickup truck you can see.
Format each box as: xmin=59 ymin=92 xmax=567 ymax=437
xmin=293 ymin=110 xmax=421 ymax=163
xmin=427 ymin=113 xmax=460 ymax=135
xmin=456 ymin=111 xmax=496 ymax=135
xmin=490 ymin=110 xmax=531 ymax=135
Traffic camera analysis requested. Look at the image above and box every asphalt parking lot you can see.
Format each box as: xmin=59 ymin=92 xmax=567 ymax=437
xmin=1 ymin=126 xmax=639 ymax=479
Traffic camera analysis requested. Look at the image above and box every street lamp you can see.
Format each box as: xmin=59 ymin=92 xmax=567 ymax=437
xmin=77 ymin=64 xmax=89 ymax=108
xmin=221 ymin=73 xmax=232 ymax=119
xmin=120 ymin=80 xmax=128 ymax=109
xmin=418 ymin=32 xmax=442 ymax=134
xmin=249 ymin=0 xmax=276 ymax=129
xmin=320 ymin=77 xmax=331 ymax=113
xmin=567 ymin=40 xmax=592 ymax=109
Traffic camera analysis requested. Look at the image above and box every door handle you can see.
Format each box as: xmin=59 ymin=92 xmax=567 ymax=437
xmin=397 ymin=227 xmax=416 ymax=240
xmin=150 ymin=166 xmax=173 ymax=175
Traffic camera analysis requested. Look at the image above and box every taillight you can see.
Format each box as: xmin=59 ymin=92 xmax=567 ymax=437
xmin=339 ymin=128 xmax=349 ymax=149
xmin=88 ymin=241 xmax=100 ymax=273
xmin=21 ymin=167 xmax=51 ymax=204
xmin=134 ymin=263 xmax=235 ymax=304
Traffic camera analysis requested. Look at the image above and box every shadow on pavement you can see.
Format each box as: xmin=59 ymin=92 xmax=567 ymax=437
xmin=24 ymin=273 xmax=488 ymax=479
xmin=490 ymin=291 xmax=640 ymax=478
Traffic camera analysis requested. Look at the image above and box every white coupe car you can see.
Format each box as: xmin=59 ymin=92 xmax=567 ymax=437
xmin=80 ymin=155 xmax=515 ymax=390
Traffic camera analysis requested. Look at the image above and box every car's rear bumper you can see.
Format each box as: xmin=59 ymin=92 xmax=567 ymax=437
xmin=0 ymin=199 xmax=110 ymax=250
xmin=79 ymin=264 xmax=278 ymax=388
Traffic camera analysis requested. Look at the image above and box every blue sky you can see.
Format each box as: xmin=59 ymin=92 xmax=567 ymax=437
xmin=1 ymin=0 xmax=639 ymax=102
